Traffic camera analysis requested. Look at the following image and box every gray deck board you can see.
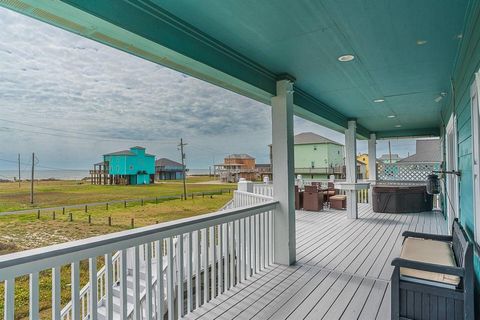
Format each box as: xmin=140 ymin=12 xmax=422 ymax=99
xmin=184 ymin=204 xmax=447 ymax=320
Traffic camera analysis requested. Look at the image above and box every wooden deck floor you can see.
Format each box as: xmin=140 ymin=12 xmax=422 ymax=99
xmin=185 ymin=204 xmax=447 ymax=320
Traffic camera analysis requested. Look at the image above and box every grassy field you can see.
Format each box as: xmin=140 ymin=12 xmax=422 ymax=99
xmin=0 ymin=193 xmax=233 ymax=319
xmin=0 ymin=176 xmax=233 ymax=212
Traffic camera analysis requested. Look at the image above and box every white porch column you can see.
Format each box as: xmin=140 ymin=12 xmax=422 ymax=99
xmin=271 ymin=78 xmax=296 ymax=265
xmin=368 ymin=133 xmax=377 ymax=205
xmin=345 ymin=120 xmax=358 ymax=219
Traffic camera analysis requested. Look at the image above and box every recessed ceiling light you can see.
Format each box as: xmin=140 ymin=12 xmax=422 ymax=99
xmin=338 ymin=54 xmax=355 ymax=62
xmin=387 ymin=115 xmax=396 ymax=118
xmin=416 ymin=40 xmax=428 ymax=45
xmin=395 ymin=124 xmax=402 ymax=128
xmin=373 ymin=99 xmax=385 ymax=103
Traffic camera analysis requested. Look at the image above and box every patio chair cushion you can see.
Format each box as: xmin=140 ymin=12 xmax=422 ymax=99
xmin=399 ymin=237 xmax=460 ymax=286
xmin=330 ymin=195 xmax=346 ymax=200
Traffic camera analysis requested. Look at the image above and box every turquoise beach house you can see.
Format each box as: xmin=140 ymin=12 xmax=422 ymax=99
xmin=103 ymin=146 xmax=155 ymax=185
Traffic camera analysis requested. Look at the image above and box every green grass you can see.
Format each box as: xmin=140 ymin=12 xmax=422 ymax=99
xmin=0 ymin=178 xmax=234 ymax=212
xmin=0 ymin=193 xmax=232 ymax=319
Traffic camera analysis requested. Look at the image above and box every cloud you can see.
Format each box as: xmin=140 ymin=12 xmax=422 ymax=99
xmin=0 ymin=7 xmax=416 ymax=171
xmin=0 ymin=8 xmax=272 ymax=169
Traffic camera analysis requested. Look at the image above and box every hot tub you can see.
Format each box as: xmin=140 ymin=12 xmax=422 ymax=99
xmin=372 ymin=185 xmax=433 ymax=213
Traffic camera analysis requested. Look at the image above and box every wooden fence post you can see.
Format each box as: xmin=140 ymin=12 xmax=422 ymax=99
xmin=85 ymin=205 xmax=88 ymax=213
xmin=131 ymin=218 xmax=134 ymax=228
xmin=88 ymin=215 xmax=91 ymax=224
xmin=69 ymin=212 xmax=73 ymax=222
xmin=62 ymin=207 xmax=65 ymax=215
xmin=124 ymin=201 xmax=127 ymax=208
xmin=37 ymin=210 xmax=40 ymax=219
xmin=108 ymin=216 xmax=111 ymax=226
xmin=52 ymin=211 xmax=55 ymax=220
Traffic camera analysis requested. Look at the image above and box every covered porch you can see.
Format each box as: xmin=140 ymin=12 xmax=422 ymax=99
xmin=0 ymin=0 xmax=479 ymax=319
xmin=185 ymin=203 xmax=447 ymax=320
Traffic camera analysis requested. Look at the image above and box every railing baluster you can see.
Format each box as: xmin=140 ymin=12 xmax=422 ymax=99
xmin=229 ymin=222 xmax=235 ymax=286
xmin=71 ymin=261 xmax=81 ymax=320
xmin=202 ymin=228 xmax=209 ymax=303
xmin=104 ymin=253 xmax=113 ymax=320
xmin=120 ymin=249 xmax=128 ymax=319
xmin=240 ymin=218 xmax=246 ymax=282
xmin=194 ymin=230 xmax=201 ymax=308
xmin=218 ymin=223 xmax=223 ymax=295
xmin=268 ymin=211 xmax=273 ymax=265
xmin=252 ymin=215 xmax=259 ymax=273
xmin=209 ymin=226 xmax=216 ymax=298
xmin=260 ymin=212 xmax=265 ymax=270
xmin=145 ymin=242 xmax=153 ymax=320
xmin=177 ymin=235 xmax=184 ymax=317
xmin=223 ymin=223 xmax=230 ymax=289
xmin=89 ymin=257 xmax=98 ymax=320
xmin=133 ymin=246 xmax=141 ymax=320
xmin=246 ymin=217 xmax=251 ymax=278
xmin=4 ymin=278 xmax=14 ymax=319
xmin=251 ymin=215 xmax=256 ymax=275
xmin=52 ymin=267 xmax=61 ymax=319
xmin=235 ymin=220 xmax=241 ymax=283
xmin=29 ymin=272 xmax=39 ymax=319
xmin=187 ymin=232 xmax=193 ymax=313
xmin=167 ymin=237 xmax=175 ymax=320
xmin=155 ymin=239 xmax=165 ymax=320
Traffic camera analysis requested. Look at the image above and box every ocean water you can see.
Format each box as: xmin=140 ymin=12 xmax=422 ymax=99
xmin=0 ymin=169 xmax=89 ymax=181
xmin=0 ymin=168 xmax=211 ymax=181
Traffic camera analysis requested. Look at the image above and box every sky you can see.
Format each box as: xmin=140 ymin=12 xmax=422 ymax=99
xmin=0 ymin=7 xmax=416 ymax=172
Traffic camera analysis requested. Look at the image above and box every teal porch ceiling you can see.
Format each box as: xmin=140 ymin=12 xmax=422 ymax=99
xmin=0 ymin=0 xmax=470 ymax=138
xmin=156 ymin=0 xmax=468 ymax=135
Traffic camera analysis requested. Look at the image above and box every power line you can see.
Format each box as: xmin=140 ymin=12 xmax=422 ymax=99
xmin=0 ymin=119 xmax=176 ymax=144
xmin=1 ymin=125 xmax=179 ymax=144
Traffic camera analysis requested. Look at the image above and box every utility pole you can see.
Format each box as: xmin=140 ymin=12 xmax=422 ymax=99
xmin=30 ymin=152 xmax=35 ymax=204
xmin=18 ymin=153 xmax=21 ymax=188
xmin=178 ymin=138 xmax=187 ymax=200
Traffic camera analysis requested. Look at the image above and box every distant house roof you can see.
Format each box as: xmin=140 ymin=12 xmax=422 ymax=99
xmin=378 ymin=154 xmax=402 ymax=161
xmin=155 ymin=158 xmax=183 ymax=167
xmin=294 ymin=132 xmax=343 ymax=146
xmin=104 ymin=146 xmax=154 ymax=157
xmin=226 ymin=154 xmax=255 ymax=159
xmin=397 ymin=139 xmax=441 ymax=163
xmin=103 ymin=150 xmax=136 ymax=156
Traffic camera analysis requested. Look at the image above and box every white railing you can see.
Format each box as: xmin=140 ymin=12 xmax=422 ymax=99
xmin=0 ymin=201 xmax=277 ymax=320
xmin=233 ymin=190 xmax=274 ymax=207
xmin=252 ymin=184 xmax=274 ymax=197
xmin=298 ymin=179 xmax=370 ymax=204
xmin=60 ymin=251 xmax=121 ymax=320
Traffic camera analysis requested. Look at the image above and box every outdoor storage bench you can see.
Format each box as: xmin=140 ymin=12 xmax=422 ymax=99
xmin=391 ymin=219 xmax=474 ymax=320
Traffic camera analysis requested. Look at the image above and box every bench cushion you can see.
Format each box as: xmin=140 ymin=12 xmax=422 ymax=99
xmin=400 ymin=238 xmax=460 ymax=286
xmin=330 ymin=195 xmax=346 ymax=200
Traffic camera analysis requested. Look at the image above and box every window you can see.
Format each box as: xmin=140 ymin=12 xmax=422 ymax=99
xmin=470 ymin=72 xmax=480 ymax=245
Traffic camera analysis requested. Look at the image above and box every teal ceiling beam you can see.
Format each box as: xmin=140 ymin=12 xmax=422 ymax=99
xmin=294 ymin=88 xmax=370 ymax=139
xmin=376 ymin=127 xmax=440 ymax=139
